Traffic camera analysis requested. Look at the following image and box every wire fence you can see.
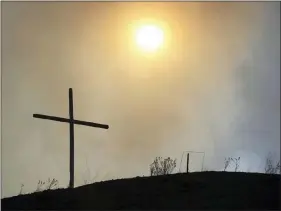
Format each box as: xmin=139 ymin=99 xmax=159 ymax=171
xmin=178 ymin=151 xmax=205 ymax=173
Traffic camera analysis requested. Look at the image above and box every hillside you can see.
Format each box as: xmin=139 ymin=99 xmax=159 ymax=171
xmin=2 ymin=171 xmax=280 ymax=210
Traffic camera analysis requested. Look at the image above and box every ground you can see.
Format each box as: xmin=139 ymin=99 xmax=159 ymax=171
xmin=1 ymin=171 xmax=280 ymax=210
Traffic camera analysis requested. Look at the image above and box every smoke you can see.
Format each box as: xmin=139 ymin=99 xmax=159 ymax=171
xmin=2 ymin=2 xmax=279 ymax=197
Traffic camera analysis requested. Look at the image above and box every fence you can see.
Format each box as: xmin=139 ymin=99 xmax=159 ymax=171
xmin=178 ymin=151 xmax=205 ymax=173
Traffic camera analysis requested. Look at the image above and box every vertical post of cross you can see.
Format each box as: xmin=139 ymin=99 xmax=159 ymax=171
xmin=69 ymin=88 xmax=74 ymax=188
xmin=33 ymin=88 xmax=109 ymax=189
xmin=186 ymin=153 xmax=189 ymax=173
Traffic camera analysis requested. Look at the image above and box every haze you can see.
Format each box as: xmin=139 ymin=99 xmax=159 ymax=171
xmin=2 ymin=2 xmax=280 ymax=198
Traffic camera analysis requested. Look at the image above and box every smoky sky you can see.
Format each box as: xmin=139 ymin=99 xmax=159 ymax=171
xmin=2 ymin=2 xmax=280 ymax=197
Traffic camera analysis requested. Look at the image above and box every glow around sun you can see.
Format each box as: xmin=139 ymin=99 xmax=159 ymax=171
xmin=135 ymin=25 xmax=164 ymax=53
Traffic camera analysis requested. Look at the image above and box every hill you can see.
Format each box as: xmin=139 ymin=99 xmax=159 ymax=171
xmin=1 ymin=171 xmax=280 ymax=210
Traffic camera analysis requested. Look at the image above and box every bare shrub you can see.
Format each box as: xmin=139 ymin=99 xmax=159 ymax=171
xmin=265 ymin=154 xmax=280 ymax=174
xmin=35 ymin=180 xmax=45 ymax=192
xmin=45 ymin=178 xmax=59 ymax=190
xmin=18 ymin=184 xmax=24 ymax=195
xmin=224 ymin=157 xmax=240 ymax=172
xmin=232 ymin=157 xmax=240 ymax=172
xmin=150 ymin=157 xmax=177 ymax=176
xmin=224 ymin=157 xmax=231 ymax=171
xmin=35 ymin=178 xmax=59 ymax=192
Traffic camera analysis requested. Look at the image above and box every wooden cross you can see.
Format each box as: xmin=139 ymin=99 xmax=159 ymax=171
xmin=33 ymin=88 xmax=109 ymax=188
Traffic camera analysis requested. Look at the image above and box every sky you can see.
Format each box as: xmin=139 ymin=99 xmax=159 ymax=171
xmin=2 ymin=2 xmax=280 ymax=198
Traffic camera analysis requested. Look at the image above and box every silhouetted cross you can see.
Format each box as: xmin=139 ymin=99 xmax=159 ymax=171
xmin=33 ymin=88 xmax=109 ymax=188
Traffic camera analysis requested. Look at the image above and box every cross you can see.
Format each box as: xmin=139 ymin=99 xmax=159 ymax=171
xmin=33 ymin=88 xmax=109 ymax=188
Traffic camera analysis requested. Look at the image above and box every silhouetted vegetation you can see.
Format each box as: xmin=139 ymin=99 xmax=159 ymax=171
xmin=264 ymin=153 xmax=280 ymax=174
xmin=35 ymin=178 xmax=59 ymax=193
xmin=223 ymin=157 xmax=241 ymax=172
xmin=149 ymin=156 xmax=177 ymax=176
xmin=18 ymin=184 xmax=24 ymax=196
xmin=224 ymin=157 xmax=232 ymax=171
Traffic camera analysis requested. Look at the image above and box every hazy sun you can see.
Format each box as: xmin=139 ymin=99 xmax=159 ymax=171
xmin=135 ymin=25 xmax=164 ymax=52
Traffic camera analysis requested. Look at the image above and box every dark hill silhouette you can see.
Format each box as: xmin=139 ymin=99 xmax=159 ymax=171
xmin=2 ymin=171 xmax=280 ymax=210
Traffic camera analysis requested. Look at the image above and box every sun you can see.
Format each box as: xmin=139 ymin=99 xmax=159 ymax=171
xmin=135 ymin=25 xmax=164 ymax=52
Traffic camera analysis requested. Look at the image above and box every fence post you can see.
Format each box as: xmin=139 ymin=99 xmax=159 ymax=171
xmin=186 ymin=153 xmax=189 ymax=173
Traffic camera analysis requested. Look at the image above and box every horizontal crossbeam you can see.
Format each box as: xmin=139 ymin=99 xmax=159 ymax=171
xmin=33 ymin=114 xmax=109 ymax=129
